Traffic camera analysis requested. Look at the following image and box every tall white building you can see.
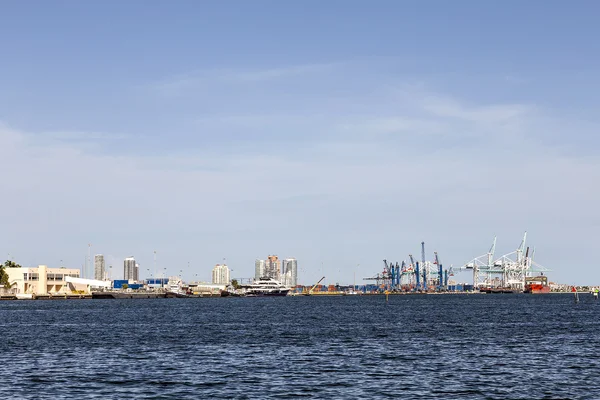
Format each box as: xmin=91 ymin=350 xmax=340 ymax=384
xmin=94 ymin=254 xmax=105 ymax=281
xmin=212 ymin=264 xmax=230 ymax=285
xmin=124 ymin=257 xmax=137 ymax=281
xmin=255 ymin=259 xmax=266 ymax=280
xmin=255 ymin=256 xmax=282 ymax=282
xmin=282 ymin=258 xmax=298 ymax=287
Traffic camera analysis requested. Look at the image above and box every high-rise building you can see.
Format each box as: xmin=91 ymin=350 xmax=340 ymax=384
xmin=255 ymin=259 xmax=266 ymax=280
xmin=266 ymin=255 xmax=281 ymax=282
xmin=212 ymin=264 xmax=230 ymax=285
xmin=256 ymin=255 xmax=281 ymax=282
xmin=124 ymin=257 xmax=137 ymax=281
xmin=134 ymin=263 xmax=140 ymax=282
xmin=94 ymin=254 xmax=105 ymax=281
xmin=282 ymin=258 xmax=298 ymax=287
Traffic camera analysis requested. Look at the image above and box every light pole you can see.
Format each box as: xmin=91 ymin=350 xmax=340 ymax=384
xmin=88 ymin=244 xmax=92 ymax=280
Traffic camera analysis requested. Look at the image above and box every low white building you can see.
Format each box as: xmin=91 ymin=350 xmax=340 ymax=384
xmin=6 ymin=265 xmax=104 ymax=295
xmin=189 ymin=282 xmax=227 ymax=296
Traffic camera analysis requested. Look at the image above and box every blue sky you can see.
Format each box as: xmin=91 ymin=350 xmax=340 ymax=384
xmin=1 ymin=1 xmax=599 ymax=285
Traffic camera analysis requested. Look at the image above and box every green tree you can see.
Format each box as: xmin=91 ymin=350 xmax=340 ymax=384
xmin=0 ymin=266 xmax=9 ymax=288
xmin=0 ymin=260 xmax=21 ymax=288
xmin=231 ymin=279 xmax=240 ymax=289
xmin=3 ymin=260 xmax=22 ymax=268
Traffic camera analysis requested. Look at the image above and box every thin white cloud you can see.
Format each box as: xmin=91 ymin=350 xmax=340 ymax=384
xmin=151 ymin=62 xmax=340 ymax=96
xmin=421 ymin=94 xmax=534 ymax=124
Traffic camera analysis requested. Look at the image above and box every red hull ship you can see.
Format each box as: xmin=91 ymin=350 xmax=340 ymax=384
xmin=524 ymin=275 xmax=550 ymax=294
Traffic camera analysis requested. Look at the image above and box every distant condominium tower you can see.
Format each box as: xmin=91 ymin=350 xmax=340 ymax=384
xmin=255 ymin=259 xmax=266 ymax=280
xmin=123 ymin=257 xmax=137 ymax=281
xmin=267 ymin=255 xmax=281 ymax=282
xmin=212 ymin=264 xmax=230 ymax=285
xmin=282 ymin=258 xmax=298 ymax=287
xmin=255 ymin=256 xmax=283 ymax=282
xmin=94 ymin=254 xmax=105 ymax=280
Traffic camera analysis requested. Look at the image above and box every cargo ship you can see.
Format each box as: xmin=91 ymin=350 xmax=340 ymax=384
xmin=524 ymin=275 xmax=551 ymax=294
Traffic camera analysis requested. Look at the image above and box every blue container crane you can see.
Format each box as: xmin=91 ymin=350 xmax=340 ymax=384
xmin=410 ymin=254 xmax=420 ymax=290
xmin=434 ymin=252 xmax=444 ymax=291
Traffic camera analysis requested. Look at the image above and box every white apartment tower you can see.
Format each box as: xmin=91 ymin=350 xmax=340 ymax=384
xmin=94 ymin=254 xmax=105 ymax=281
xmin=282 ymin=258 xmax=298 ymax=287
xmin=124 ymin=257 xmax=137 ymax=281
xmin=254 ymin=259 xmax=266 ymax=280
xmin=212 ymin=264 xmax=230 ymax=285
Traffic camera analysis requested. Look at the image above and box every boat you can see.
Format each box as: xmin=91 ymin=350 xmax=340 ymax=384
xmin=242 ymin=278 xmax=290 ymax=297
xmin=92 ymin=291 xmax=167 ymax=299
xmin=479 ymin=287 xmax=519 ymax=294
xmin=524 ymin=275 xmax=551 ymax=294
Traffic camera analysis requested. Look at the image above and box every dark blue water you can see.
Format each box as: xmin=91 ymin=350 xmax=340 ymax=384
xmin=1 ymin=294 xmax=598 ymax=399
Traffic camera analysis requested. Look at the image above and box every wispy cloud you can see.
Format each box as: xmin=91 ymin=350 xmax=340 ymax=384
xmin=420 ymin=94 xmax=534 ymax=124
xmin=151 ymin=62 xmax=340 ymax=96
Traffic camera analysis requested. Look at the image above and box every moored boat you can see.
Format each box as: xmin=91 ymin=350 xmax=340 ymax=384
xmin=241 ymin=278 xmax=290 ymax=297
xmin=524 ymin=275 xmax=551 ymax=294
xmin=479 ymin=287 xmax=519 ymax=294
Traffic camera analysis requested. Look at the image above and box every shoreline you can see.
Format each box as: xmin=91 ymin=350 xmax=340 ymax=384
xmin=0 ymin=290 xmax=585 ymax=301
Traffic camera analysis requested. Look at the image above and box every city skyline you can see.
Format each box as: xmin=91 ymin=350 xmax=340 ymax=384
xmin=1 ymin=2 xmax=599 ymax=285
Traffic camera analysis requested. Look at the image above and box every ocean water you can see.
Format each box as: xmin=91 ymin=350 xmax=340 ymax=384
xmin=1 ymin=294 xmax=599 ymax=399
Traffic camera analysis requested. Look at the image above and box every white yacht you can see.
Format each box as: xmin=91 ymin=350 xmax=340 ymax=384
xmin=243 ymin=278 xmax=290 ymax=297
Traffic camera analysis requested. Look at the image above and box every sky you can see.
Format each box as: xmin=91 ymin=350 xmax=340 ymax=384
xmin=1 ymin=1 xmax=599 ymax=285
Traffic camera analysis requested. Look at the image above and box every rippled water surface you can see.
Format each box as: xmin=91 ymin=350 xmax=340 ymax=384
xmin=1 ymin=294 xmax=599 ymax=399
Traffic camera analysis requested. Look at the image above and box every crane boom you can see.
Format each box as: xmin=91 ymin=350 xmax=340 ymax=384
xmin=409 ymin=254 xmax=416 ymax=270
xmin=309 ymin=276 xmax=326 ymax=294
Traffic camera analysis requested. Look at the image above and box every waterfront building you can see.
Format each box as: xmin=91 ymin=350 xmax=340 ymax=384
xmin=123 ymin=257 xmax=138 ymax=281
xmin=282 ymin=258 xmax=298 ymax=287
xmin=255 ymin=259 xmax=266 ymax=280
xmin=94 ymin=254 xmax=105 ymax=281
xmin=188 ymin=281 xmax=227 ymax=296
xmin=6 ymin=266 xmax=81 ymax=294
xmin=212 ymin=264 xmax=230 ymax=285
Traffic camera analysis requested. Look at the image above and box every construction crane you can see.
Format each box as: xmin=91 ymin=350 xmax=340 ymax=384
xmin=305 ymin=276 xmax=325 ymax=295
